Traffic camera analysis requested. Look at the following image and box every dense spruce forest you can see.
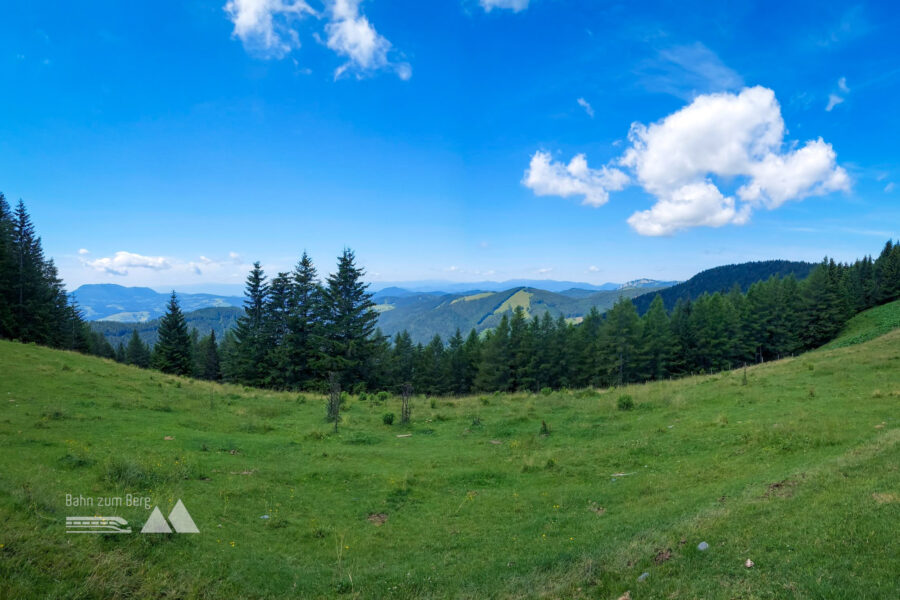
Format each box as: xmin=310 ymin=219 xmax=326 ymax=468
xmin=2 ymin=194 xmax=900 ymax=398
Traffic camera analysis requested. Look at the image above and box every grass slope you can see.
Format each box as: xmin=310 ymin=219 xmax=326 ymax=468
xmin=824 ymin=299 xmax=900 ymax=349
xmin=0 ymin=332 xmax=898 ymax=598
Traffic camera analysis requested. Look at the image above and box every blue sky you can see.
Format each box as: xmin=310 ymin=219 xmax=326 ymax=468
xmin=1 ymin=0 xmax=898 ymax=292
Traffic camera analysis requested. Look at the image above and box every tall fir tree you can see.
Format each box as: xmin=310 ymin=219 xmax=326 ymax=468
xmin=152 ymin=292 xmax=193 ymax=375
xmin=225 ymin=262 xmax=271 ymax=386
xmin=319 ymin=249 xmax=380 ymax=388
xmin=641 ymin=294 xmax=674 ymax=380
xmin=125 ymin=328 xmax=151 ymax=368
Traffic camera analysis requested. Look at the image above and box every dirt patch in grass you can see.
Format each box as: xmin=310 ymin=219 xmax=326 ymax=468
xmin=872 ymin=492 xmax=898 ymax=504
xmin=764 ymin=479 xmax=797 ymax=498
xmin=367 ymin=513 xmax=388 ymax=526
xmin=653 ymin=549 xmax=672 ymax=564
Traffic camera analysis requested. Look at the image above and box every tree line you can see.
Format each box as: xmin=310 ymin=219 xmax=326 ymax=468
xmin=3 ymin=194 xmax=900 ymax=397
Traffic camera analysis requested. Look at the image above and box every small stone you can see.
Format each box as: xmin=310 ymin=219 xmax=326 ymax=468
xmin=697 ymin=541 xmax=709 ymax=551
xmin=163 ymin=436 xmax=174 ymax=441
xmin=637 ymin=572 xmax=650 ymax=582
xmin=744 ymin=559 xmax=754 ymax=568
xmin=260 ymin=515 xmax=270 ymax=520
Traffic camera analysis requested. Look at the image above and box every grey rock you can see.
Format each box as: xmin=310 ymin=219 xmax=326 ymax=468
xmin=697 ymin=541 xmax=709 ymax=551
xmin=637 ymin=572 xmax=650 ymax=582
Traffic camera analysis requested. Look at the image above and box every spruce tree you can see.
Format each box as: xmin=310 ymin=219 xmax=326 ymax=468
xmin=287 ymin=251 xmax=323 ymax=389
xmin=199 ymin=330 xmax=221 ymax=381
xmin=641 ymin=294 xmax=674 ymax=380
xmin=474 ymin=315 xmax=511 ymax=392
xmin=226 ymin=262 xmax=271 ymax=386
xmin=319 ymin=249 xmax=380 ymax=388
xmin=125 ymin=328 xmax=151 ymax=368
xmin=152 ymin=292 xmax=193 ymax=375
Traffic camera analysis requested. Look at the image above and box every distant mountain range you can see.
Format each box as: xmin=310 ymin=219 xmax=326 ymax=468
xmin=370 ymin=278 xmax=676 ymax=294
xmin=72 ymin=284 xmax=243 ymax=322
xmin=85 ymin=262 xmax=818 ymax=346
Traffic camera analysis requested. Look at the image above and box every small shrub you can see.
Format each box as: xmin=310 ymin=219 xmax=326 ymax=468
xmin=376 ymin=391 xmax=389 ymax=403
xmin=430 ymin=398 xmax=437 ymax=409
xmin=382 ymin=413 xmax=395 ymax=426
xmin=296 ymin=394 xmax=307 ymax=404
xmin=540 ymin=420 xmax=551 ymax=435
xmin=480 ymin=396 xmax=490 ymax=406
xmin=545 ymin=458 xmax=557 ymax=469
xmin=358 ymin=392 xmax=368 ymax=402
xmin=471 ymin=416 xmax=482 ymax=427
xmin=808 ymin=387 xmax=816 ymax=398
xmin=540 ymin=387 xmax=552 ymax=396
xmin=617 ymin=395 xmax=634 ymax=411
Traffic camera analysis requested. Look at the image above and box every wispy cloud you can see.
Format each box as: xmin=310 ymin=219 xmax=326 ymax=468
xmin=479 ymin=0 xmax=530 ymax=13
xmin=637 ymin=42 xmax=743 ymax=100
xmin=826 ymin=76 xmax=850 ymax=111
xmin=576 ymin=97 xmax=595 ymax=118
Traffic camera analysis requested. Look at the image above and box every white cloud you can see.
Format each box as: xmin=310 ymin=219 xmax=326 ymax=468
xmin=228 ymin=251 xmax=242 ymax=262
xmin=525 ymin=86 xmax=850 ymax=236
xmin=536 ymin=267 xmax=553 ymax=274
xmin=620 ymin=86 xmax=849 ymax=234
xmin=587 ymin=265 xmax=600 ymax=273
xmin=838 ymin=76 xmax=849 ymax=93
xmin=78 ymin=248 xmax=90 ymax=255
xmin=480 ymin=0 xmax=530 ymax=12
xmin=224 ymin=0 xmax=315 ymax=58
xmin=577 ymin=97 xmax=594 ymax=118
xmin=886 ymin=182 xmax=896 ymax=193
xmin=85 ymin=251 xmax=171 ymax=276
xmin=326 ymin=0 xmax=410 ymax=80
xmin=523 ymin=151 xmax=629 ymax=207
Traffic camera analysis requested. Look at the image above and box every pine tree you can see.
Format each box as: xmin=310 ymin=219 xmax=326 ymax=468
xmin=601 ymin=298 xmax=643 ymax=385
xmin=115 ymin=342 xmax=126 ymax=363
xmin=287 ymin=252 xmax=322 ymax=389
xmin=225 ymin=262 xmax=271 ymax=386
xmin=125 ymin=328 xmax=151 ymax=368
xmin=640 ymin=294 xmax=674 ymax=380
xmin=152 ymin=292 xmax=193 ymax=375
xmin=0 ymin=193 xmax=15 ymax=338
xmin=198 ymin=330 xmax=221 ymax=381
xmin=474 ymin=315 xmax=511 ymax=391
xmin=390 ymin=330 xmax=416 ymax=391
xmin=319 ymin=249 xmax=380 ymax=388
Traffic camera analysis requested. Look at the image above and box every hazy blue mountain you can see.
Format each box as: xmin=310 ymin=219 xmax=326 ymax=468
xmin=72 ymin=284 xmax=244 ymax=321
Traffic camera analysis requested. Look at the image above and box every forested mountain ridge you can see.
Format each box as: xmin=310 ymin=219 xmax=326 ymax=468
xmin=631 ymin=260 xmax=816 ymax=314
xmin=90 ymin=306 xmax=242 ymax=347
xmin=373 ymin=285 xmax=669 ymax=343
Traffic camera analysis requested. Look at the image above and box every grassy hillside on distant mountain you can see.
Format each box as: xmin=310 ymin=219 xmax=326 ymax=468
xmin=72 ymin=284 xmax=243 ymax=321
xmin=375 ymin=285 xmax=667 ymax=343
xmin=631 ymin=260 xmax=816 ymax=314
xmin=91 ymin=307 xmax=242 ymax=347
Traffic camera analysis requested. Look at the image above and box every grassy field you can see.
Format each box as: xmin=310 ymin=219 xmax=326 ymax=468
xmin=1 ymin=309 xmax=898 ymax=598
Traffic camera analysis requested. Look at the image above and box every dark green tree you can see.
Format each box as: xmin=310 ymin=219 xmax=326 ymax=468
xmin=125 ymin=328 xmax=151 ymax=368
xmin=152 ymin=292 xmax=193 ymax=375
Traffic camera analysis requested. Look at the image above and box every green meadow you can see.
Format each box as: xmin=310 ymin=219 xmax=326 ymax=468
xmin=1 ymin=304 xmax=898 ymax=599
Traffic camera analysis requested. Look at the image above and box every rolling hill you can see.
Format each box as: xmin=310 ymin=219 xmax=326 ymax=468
xmin=1 ymin=300 xmax=898 ymax=598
